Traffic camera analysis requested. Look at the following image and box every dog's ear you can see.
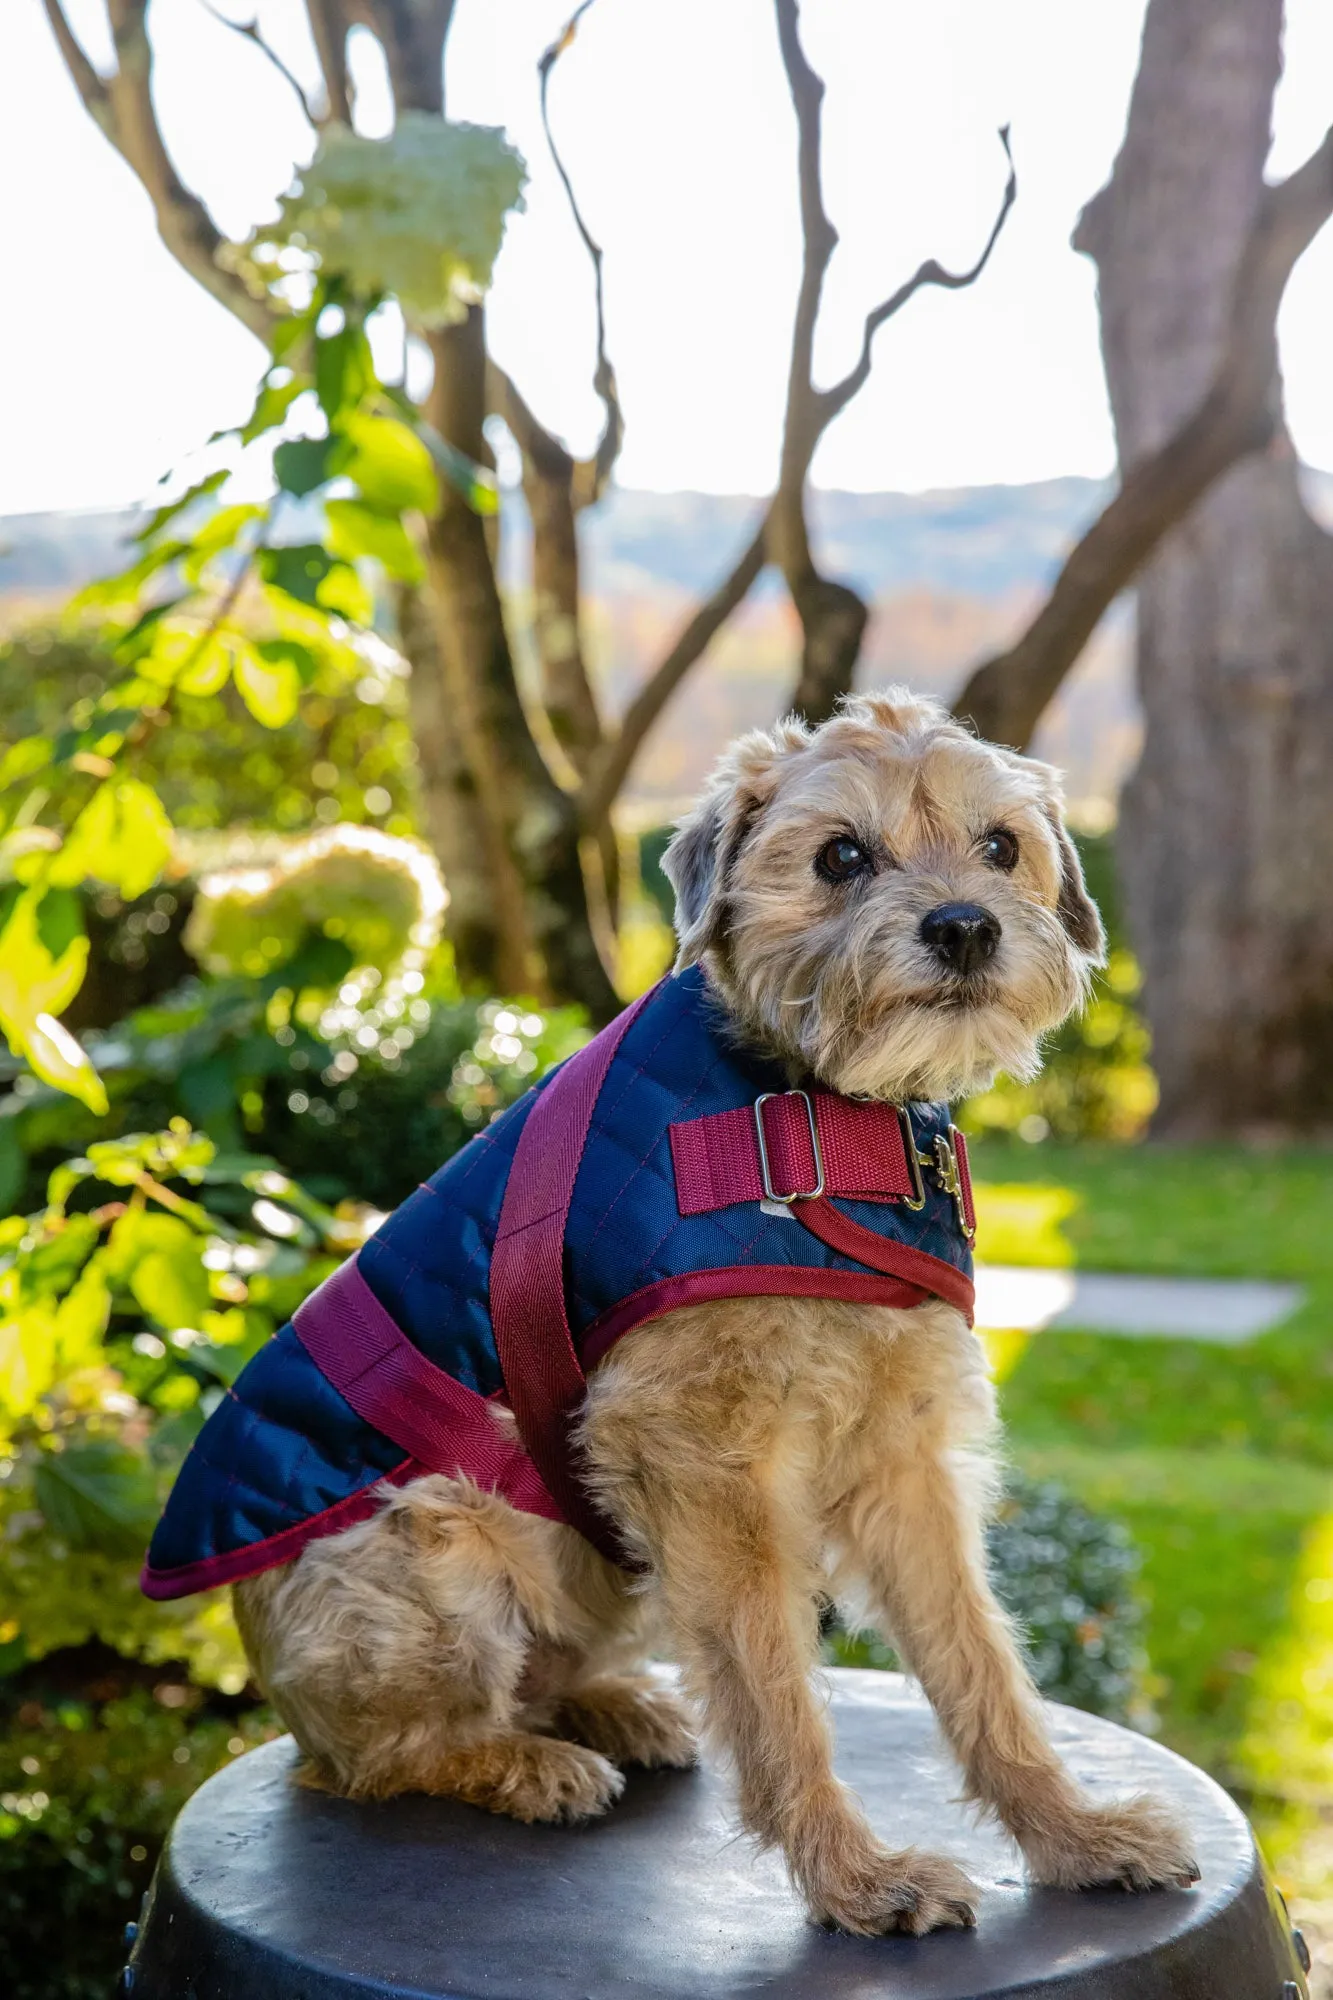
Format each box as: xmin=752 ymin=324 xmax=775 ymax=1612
xmin=662 ymin=726 xmax=800 ymax=967
xmin=1042 ymin=803 xmax=1106 ymax=961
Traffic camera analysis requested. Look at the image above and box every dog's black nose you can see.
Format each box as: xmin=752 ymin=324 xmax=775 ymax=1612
xmin=920 ymin=902 xmax=1001 ymax=975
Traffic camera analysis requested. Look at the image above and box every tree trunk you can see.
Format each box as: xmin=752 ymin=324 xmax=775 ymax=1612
xmin=517 ymin=440 xmax=621 ymax=922
xmin=396 ymin=582 xmax=513 ymax=989
xmin=423 ymin=310 xmax=620 ymax=1021
xmin=1080 ymin=0 xmax=1333 ymax=1136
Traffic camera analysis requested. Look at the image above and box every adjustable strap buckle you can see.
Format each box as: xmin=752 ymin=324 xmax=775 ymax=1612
xmin=753 ymin=1090 xmax=825 ymax=1204
xmin=933 ymin=1127 xmax=977 ymax=1245
xmin=895 ymin=1109 xmax=977 ymax=1243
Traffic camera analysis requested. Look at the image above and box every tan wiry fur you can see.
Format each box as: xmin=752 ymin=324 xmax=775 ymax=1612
xmin=235 ymin=689 xmax=1196 ymax=1934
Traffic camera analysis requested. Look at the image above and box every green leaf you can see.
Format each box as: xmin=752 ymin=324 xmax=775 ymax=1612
xmin=50 ymin=779 xmax=173 ymax=900
xmin=173 ymin=631 xmax=235 ymax=697
xmin=104 ymin=1208 xmax=211 ymax=1328
xmin=135 ymin=467 xmax=229 ymax=544
xmin=0 ymin=737 xmax=54 ymax=790
xmin=269 ymin=312 xmax=312 ymax=363
xmin=325 ymin=498 xmax=424 ymax=581
xmin=234 ymin=645 xmax=301 ymax=728
xmin=34 ymin=888 xmax=84 ymax=961
xmin=72 ymin=538 xmax=190 ymax=612
xmin=33 ymin=1440 xmax=159 ymax=1552
xmin=254 ymin=637 xmax=319 ymax=686
xmin=315 ymin=560 xmax=374 ymax=623
xmin=0 ymin=1305 xmax=57 ymax=1418
xmin=258 ymin=543 xmax=335 ymax=608
xmin=53 ymin=1263 xmax=112 ymax=1368
xmin=0 ymin=889 xmax=103 ymax=1112
xmin=190 ymin=502 xmax=265 ymax=557
xmin=336 ymin=412 xmax=438 ymax=514
xmin=271 ymin=930 xmax=355 ymax=993
xmin=241 ymin=372 xmax=307 ymax=445
xmin=0 ymin=1118 xmax=23 ymax=1214
xmin=113 ymin=594 xmax=192 ymax=663
xmin=414 ymin=420 xmax=500 ymax=515
xmin=274 ymin=435 xmax=337 ymax=497
xmin=315 ymin=323 xmax=373 ymax=422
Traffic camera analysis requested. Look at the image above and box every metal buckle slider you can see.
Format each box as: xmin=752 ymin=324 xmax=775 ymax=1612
xmin=754 ymin=1090 xmax=825 ymax=1204
xmin=933 ymin=1127 xmax=976 ymax=1245
xmin=896 ymin=1105 xmax=930 ymax=1211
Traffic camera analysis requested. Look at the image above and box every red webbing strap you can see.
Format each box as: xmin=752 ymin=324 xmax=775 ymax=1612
xmin=953 ymin=1128 xmax=978 ymax=1238
xmin=792 ymin=1199 xmax=976 ymax=1322
xmin=670 ymin=1091 xmax=912 ymax=1214
xmin=293 ymin=1259 xmax=561 ymax=1521
xmin=489 ymin=987 xmax=658 ymax=1568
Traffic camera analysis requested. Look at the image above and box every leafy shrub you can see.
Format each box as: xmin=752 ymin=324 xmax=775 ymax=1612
xmin=0 ymin=1654 xmax=276 ymax=2000
xmin=0 ymin=618 xmax=418 ymax=840
xmin=828 ymin=1471 xmax=1149 ymax=1725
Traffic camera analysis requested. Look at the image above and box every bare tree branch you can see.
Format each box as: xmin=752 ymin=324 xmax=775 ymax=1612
xmin=819 ymin=128 xmax=1017 ymax=426
xmin=304 ymin=0 xmax=352 ymax=124
xmin=539 ymin=1 xmax=624 ymax=503
xmin=579 ymin=3 xmax=1019 ymax=823
xmin=580 ymin=517 xmax=769 ymax=830
xmin=360 ymin=0 xmax=452 ymax=115
xmin=43 ymin=0 xmax=275 ymax=342
xmin=953 ymin=119 xmax=1333 ymax=750
xmin=198 ymin=1 xmax=325 ymax=126
xmin=41 ymin=0 xmax=110 ymax=123
xmin=770 ymin=0 xmax=1017 ymax=722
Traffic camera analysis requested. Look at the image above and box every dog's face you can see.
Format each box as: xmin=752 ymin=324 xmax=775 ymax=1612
xmin=663 ymin=690 xmax=1104 ymax=1102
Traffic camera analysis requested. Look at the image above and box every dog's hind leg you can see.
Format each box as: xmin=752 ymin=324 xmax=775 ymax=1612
xmin=548 ymin=1675 xmax=698 ymax=1769
xmin=840 ymin=1440 xmax=1199 ymax=1891
xmin=233 ymin=1475 xmax=636 ymax=1822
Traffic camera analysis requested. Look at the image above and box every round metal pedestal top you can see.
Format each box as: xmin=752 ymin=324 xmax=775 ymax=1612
xmin=125 ymin=1668 xmax=1307 ymax=2000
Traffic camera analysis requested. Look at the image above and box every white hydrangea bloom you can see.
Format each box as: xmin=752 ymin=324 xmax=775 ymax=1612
xmin=266 ymin=113 xmax=527 ymax=327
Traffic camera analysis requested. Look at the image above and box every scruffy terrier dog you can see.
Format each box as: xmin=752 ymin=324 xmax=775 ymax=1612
xmin=231 ymin=691 xmax=1197 ymax=1935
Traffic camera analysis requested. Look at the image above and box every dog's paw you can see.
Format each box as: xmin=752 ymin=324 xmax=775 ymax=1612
xmin=554 ymin=1680 xmax=698 ymax=1769
xmin=807 ymin=1846 xmax=978 ymax=1937
xmin=490 ymin=1736 xmax=626 ymax=1824
xmin=1024 ymin=1794 xmax=1199 ymax=1892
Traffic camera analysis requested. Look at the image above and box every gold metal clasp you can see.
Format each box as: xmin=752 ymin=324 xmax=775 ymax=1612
xmin=896 ymin=1106 xmax=930 ymax=1210
xmin=933 ymin=1128 xmax=976 ymax=1244
xmin=754 ymin=1090 xmax=825 ymax=1204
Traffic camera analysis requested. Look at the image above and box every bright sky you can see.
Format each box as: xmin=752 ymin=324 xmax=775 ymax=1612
xmin=2 ymin=0 xmax=1331 ymax=517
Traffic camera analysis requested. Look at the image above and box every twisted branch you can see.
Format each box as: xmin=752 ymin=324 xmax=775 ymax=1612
xmin=953 ymin=118 xmax=1333 ymax=749
xmin=198 ymin=2 xmax=325 ymax=126
xmin=42 ymin=0 xmax=275 ymax=341
xmin=539 ymin=0 xmax=623 ymax=501
xmin=772 ymin=0 xmax=1017 ymax=721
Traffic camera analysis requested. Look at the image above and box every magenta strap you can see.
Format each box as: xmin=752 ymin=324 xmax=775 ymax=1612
xmin=670 ymin=1090 xmax=914 ymax=1214
xmin=293 ymin=1259 xmax=561 ymax=1521
xmin=488 ymin=986 xmax=658 ymax=1568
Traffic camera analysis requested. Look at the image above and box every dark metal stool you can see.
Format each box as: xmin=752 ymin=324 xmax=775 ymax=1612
xmin=123 ymin=1668 xmax=1309 ymax=1999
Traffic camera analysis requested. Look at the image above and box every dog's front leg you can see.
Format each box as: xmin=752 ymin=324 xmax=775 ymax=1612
xmin=843 ymin=1442 xmax=1199 ymax=1892
xmin=636 ymin=1463 xmax=977 ymax=1935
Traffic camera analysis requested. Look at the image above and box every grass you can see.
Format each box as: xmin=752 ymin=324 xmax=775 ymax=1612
xmin=970 ymin=1137 xmax=1333 ymax=1893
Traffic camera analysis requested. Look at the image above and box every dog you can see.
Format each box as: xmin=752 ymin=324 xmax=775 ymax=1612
xmin=182 ymin=690 xmax=1198 ymax=1935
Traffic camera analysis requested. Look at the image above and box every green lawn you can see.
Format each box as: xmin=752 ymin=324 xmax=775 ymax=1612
xmin=971 ymin=1139 xmax=1333 ymax=1891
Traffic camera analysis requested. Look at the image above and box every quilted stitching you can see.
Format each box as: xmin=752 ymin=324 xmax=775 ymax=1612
xmin=148 ymin=968 xmax=972 ymax=1589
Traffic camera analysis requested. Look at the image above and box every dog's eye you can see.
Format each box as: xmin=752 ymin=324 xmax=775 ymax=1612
xmin=981 ymin=828 xmax=1019 ymax=871
xmin=815 ymin=835 xmax=872 ymax=883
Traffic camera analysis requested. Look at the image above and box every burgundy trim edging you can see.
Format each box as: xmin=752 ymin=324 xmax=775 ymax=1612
xmin=140 ymin=1457 xmax=422 ymax=1601
xmin=580 ymin=1265 xmax=933 ymax=1371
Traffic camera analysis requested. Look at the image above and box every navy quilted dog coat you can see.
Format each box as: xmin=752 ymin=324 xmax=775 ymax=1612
xmin=143 ymin=967 xmax=976 ymax=1595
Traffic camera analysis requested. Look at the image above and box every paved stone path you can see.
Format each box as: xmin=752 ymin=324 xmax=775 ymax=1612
xmin=973 ymin=1264 xmax=1305 ymax=1344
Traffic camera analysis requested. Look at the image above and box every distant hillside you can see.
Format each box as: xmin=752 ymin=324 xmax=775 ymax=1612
xmin=5 ymin=472 xmax=1329 ymax=821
